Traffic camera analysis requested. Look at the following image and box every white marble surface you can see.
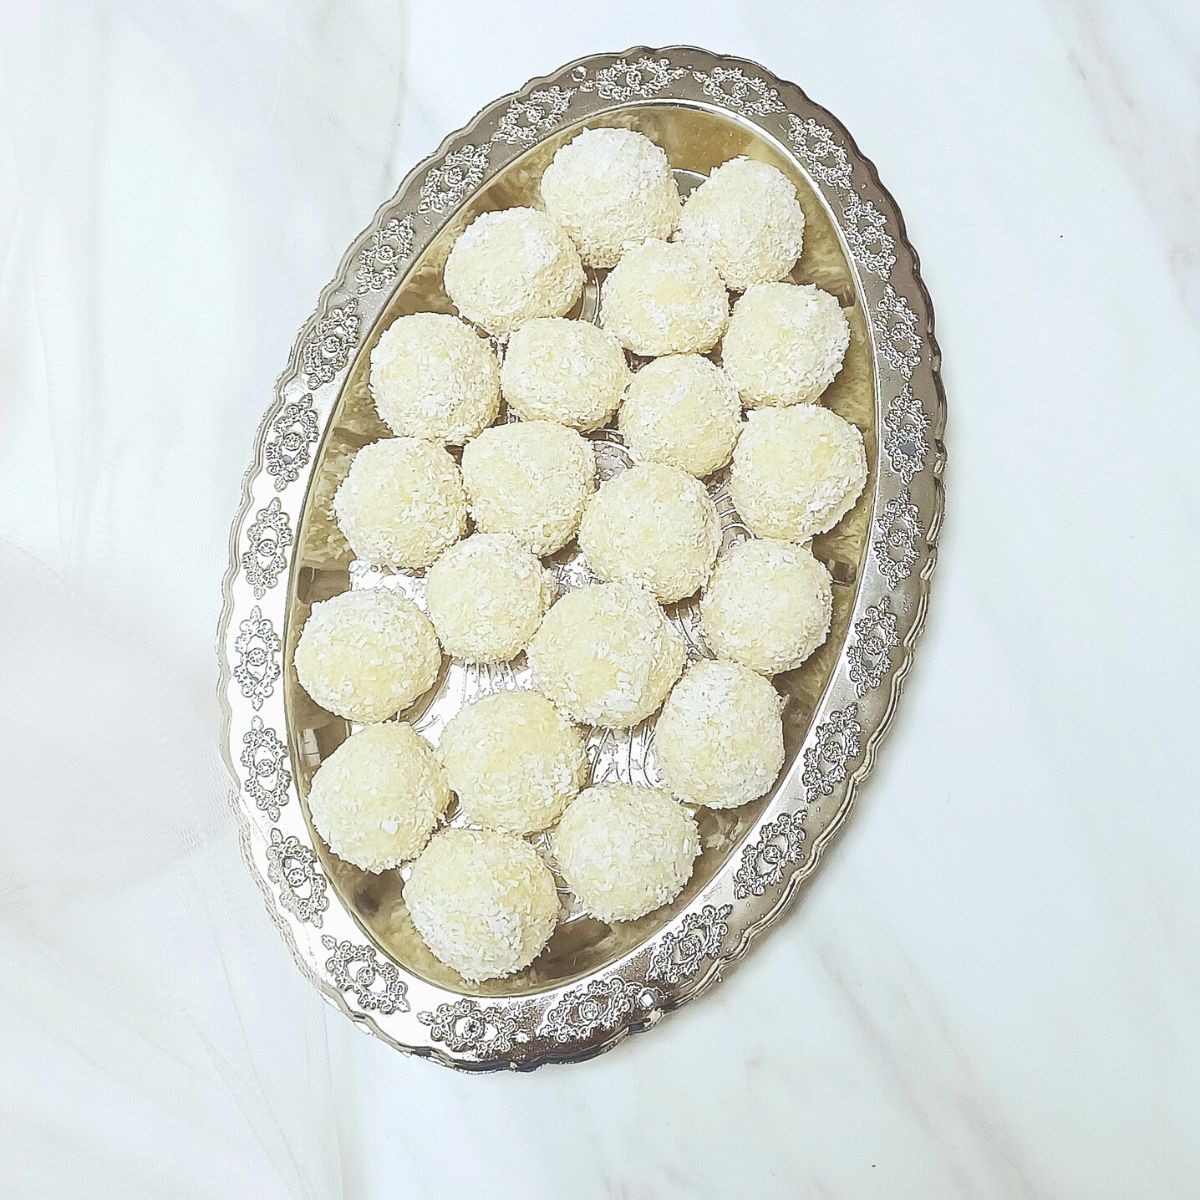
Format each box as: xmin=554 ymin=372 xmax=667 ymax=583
xmin=1 ymin=1 xmax=1198 ymax=1197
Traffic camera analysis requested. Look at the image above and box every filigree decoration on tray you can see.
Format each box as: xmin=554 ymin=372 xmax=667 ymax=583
xmin=873 ymin=489 xmax=921 ymax=588
xmin=302 ymin=299 xmax=360 ymax=389
xmin=418 ymin=998 xmax=525 ymax=1055
xmin=233 ymin=606 xmax=281 ymax=711
xmin=264 ymin=394 xmax=320 ymax=490
xmin=322 ymin=936 xmax=409 ymax=1015
xmin=647 ymin=903 xmax=732 ymax=982
xmin=884 ymin=385 xmax=931 ymax=483
xmin=357 ymin=215 xmax=416 ymax=293
xmin=786 ymin=115 xmax=853 ymax=188
xmin=493 ymin=87 xmax=574 ymax=145
xmin=842 ymin=194 xmax=897 ymax=279
xmin=266 ymin=828 xmax=329 ymax=925
xmin=575 ymin=56 xmax=686 ymax=100
xmin=732 ymin=812 xmax=807 ymax=899
xmin=692 ymin=65 xmax=784 ymax=115
xmin=419 ymin=143 xmax=491 ymax=215
xmin=848 ymin=596 xmax=900 ymax=697
xmin=802 ymin=705 xmax=862 ymax=802
xmin=874 ymin=285 xmax=922 ymax=379
xmin=588 ymin=721 xmax=664 ymax=789
xmin=542 ymin=976 xmax=657 ymax=1043
xmin=240 ymin=715 xmax=291 ymax=821
xmin=241 ymin=497 xmax=292 ymax=598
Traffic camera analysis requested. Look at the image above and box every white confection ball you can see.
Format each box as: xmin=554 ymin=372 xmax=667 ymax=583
xmin=527 ymin=581 xmax=685 ymax=727
xmin=554 ymin=784 xmax=699 ymax=922
xmin=655 ymin=659 xmax=784 ymax=809
xmin=425 ymin=533 xmax=552 ymax=663
xmin=577 ymin=462 xmax=721 ymax=602
xmin=731 ymin=405 xmax=867 ymax=541
xmin=722 ymin=282 xmax=850 ymax=407
xmin=294 ymin=588 xmax=442 ymax=723
xmin=437 ymin=690 xmax=587 ymax=834
xmin=308 ymin=722 xmax=449 ymax=871
xmin=701 ymin=537 xmax=833 ymax=676
xmin=460 ymin=419 xmax=595 ymax=555
xmin=618 ymin=354 xmax=742 ymax=478
xmin=676 ymin=157 xmax=806 ymax=291
xmin=405 ymin=828 xmax=560 ymax=982
xmin=369 ymin=312 xmax=500 ymax=444
xmin=443 ymin=206 xmax=583 ymax=335
xmin=333 ymin=437 xmax=466 ymax=569
xmin=601 ymin=239 xmax=729 ymax=357
xmin=500 ymin=318 xmax=629 ymax=431
xmin=540 ymin=127 xmax=682 ymax=268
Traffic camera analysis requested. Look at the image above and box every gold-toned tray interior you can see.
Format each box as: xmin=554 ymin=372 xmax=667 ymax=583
xmin=283 ymin=102 xmax=877 ymax=998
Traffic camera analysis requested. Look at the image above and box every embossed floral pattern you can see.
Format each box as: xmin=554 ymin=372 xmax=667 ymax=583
xmin=241 ymin=497 xmax=292 ymax=598
xmin=575 ymin=56 xmax=686 ymax=100
xmin=842 ymin=194 xmax=897 ymax=279
xmin=692 ymin=66 xmax=784 ymax=115
xmin=418 ymin=999 xmax=523 ymax=1055
xmin=233 ymin=606 xmax=281 ymax=710
xmin=874 ymin=285 xmax=922 ymax=379
xmin=418 ymin=143 xmax=490 ymax=215
xmin=322 ymin=936 xmax=409 ymax=1015
xmin=883 ymin=385 xmax=930 ymax=483
xmin=240 ymin=715 xmax=291 ymax=820
xmin=802 ymin=705 xmax=862 ymax=801
xmin=787 ymin=115 xmax=853 ymax=188
xmin=264 ymin=394 xmax=320 ymax=490
xmin=873 ymin=489 xmax=921 ymax=587
xmin=266 ymin=828 xmax=328 ymax=925
xmin=648 ymin=904 xmax=732 ymax=983
xmin=543 ymin=976 xmax=656 ymax=1042
xmin=302 ymin=299 xmax=360 ymax=388
xmin=732 ymin=813 xmax=806 ymax=899
xmin=357 ymin=215 xmax=415 ymax=292
xmin=493 ymin=87 xmax=573 ymax=145
xmin=848 ymin=596 xmax=900 ymax=697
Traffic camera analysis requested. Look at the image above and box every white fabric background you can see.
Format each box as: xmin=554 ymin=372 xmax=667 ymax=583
xmin=1 ymin=2 xmax=1197 ymax=1197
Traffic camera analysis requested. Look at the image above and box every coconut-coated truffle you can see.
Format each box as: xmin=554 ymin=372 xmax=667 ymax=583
xmin=540 ymin=127 xmax=682 ymax=268
xmin=731 ymin=405 xmax=867 ymax=541
xmin=308 ymin=722 xmax=449 ymax=871
xmin=437 ymin=690 xmax=587 ymax=834
xmin=406 ymin=828 xmax=560 ymax=982
xmin=601 ymin=239 xmax=729 ymax=357
xmin=676 ymin=157 xmax=806 ymax=292
xmin=369 ymin=313 xmax=500 ymax=445
xmin=722 ymin=282 xmax=850 ymax=407
xmin=618 ymin=355 xmax=742 ymax=478
xmin=554 ymin=784 xmax=699 ymax=922
xmin=655 ymin=659 xmax=784 ymax=809
xmin=578 ymin=463 xmax=721 ymax=602
xmin=461 ymin=420 xmax=596 ymax=556
xmin=425 ymin=533 xmax=552 ymax=664
xmin=294 ymin=588 xmax=442 ymax=723
xmin=700 ymin=538 xmax=833 ymax=676
xmin=333 ymin=438 xmax=466 ymax=569
xmin=500 ymin=318 xmax=629 ymax=431
xmin=527 ymin=581 xmax=685 ymax=727
xmin=443 ymin=207 xmax=583 ymax=335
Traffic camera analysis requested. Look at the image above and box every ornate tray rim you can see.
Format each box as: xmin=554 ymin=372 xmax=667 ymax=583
xmin=217 ymin=45 xmax=946 ymax=1071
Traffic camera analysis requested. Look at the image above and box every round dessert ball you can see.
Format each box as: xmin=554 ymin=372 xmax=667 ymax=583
xmin=540 ymin=127 xmax=682 ymax=268
xmin=655 ymin=659 xmax=784 ymax=809
xmin=731 ymin=405 xmax=867 ymax=541
xmin=722 ymin=282 xmax=850 ymax=407
xmin=554 ymin=784 xmax=699 ymax=922
xmin=308 ymin=722 xmax=449 ymax=871
xmin=369 ymin=313 xmax=499 ymax=445
xmin=701 ymin=538 xmax=833 ymax=675
xmin=425 ymin=533 xmax=551 ymax=664
xmin=460 ymin=419 xmax=595 ymax=556
xmin=676 ymin=157 xmax=806 ymax=291
xmin=294 ymin=588 xmax=441 ymax=723
xmin=601 ymin=239 xmax=729 ymax=357
xmin=618 ymin=355 xmax=742 ymax=478
xmin=333 ymin=437 xmax=466 ymax=569
xmin=443 ymin=207 xmax=583 ymax=336
xmin=577 ymin=463 xmax=721 ymax=603
xmin=500 ymin=318 xmax=629 ymax=431
xmin=405 ymin=828 xmax=560 ymax=982
xmin=527 ymin=581 xmax=685 ymax=727
xmin=437 ymin=690 xmax=587 ymax=834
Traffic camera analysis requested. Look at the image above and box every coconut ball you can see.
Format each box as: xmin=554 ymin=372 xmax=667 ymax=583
xmin=618 ymin=355 xmax=741 ymax=478
xmin=676 ymin=157 xmax=806 ymax=292
xmin=577 ymin=463 xmax=721 ymax=603
xmin=731 ymin=405 xmax=867 ymax=541
xmin=425 ymin=533 xmax=551 ymax=664
xmin=701 ymin=538 xmax=833 ymax=676
xmin=722 ymin=282 xmax=850 ymax=407
xmin=656 ymin=659 xmax=784 ymax=809
xmin=369 ymin=313 xmax=500 ymax=445
xmin=500 ymin=318 xmax=629 ymax=431
xmin=333 ymin=438 xmax=466 ymax=569
xmin=461 ymin=419 xmax=595 ymax=556
xmin=294 ymin=588 xmax=441 ymax=723
xmin=443 ymin=207 xmax=583 ymax=336
xmin=554 ymin=784 xmax=699 ymax=922
xmin=540 ymin=127 xmax=682 ymax=268
xmin=308 ymin=722 xmax=449 ymax=871
xmin=438 ymin=690 xmax=586 ymax=835
xmin=601 ymin=239 xmax=729 ymax=357
xmin=406 ymin=828 xmax=560 ymax=982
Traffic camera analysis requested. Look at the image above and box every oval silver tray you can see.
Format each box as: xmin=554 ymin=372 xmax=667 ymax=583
xmin=218 ymin=46 xmax=946 ymax=1070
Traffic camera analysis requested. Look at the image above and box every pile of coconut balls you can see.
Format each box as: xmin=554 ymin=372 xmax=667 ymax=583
xmin=293 ymin=127 xmax=867 ymax=984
